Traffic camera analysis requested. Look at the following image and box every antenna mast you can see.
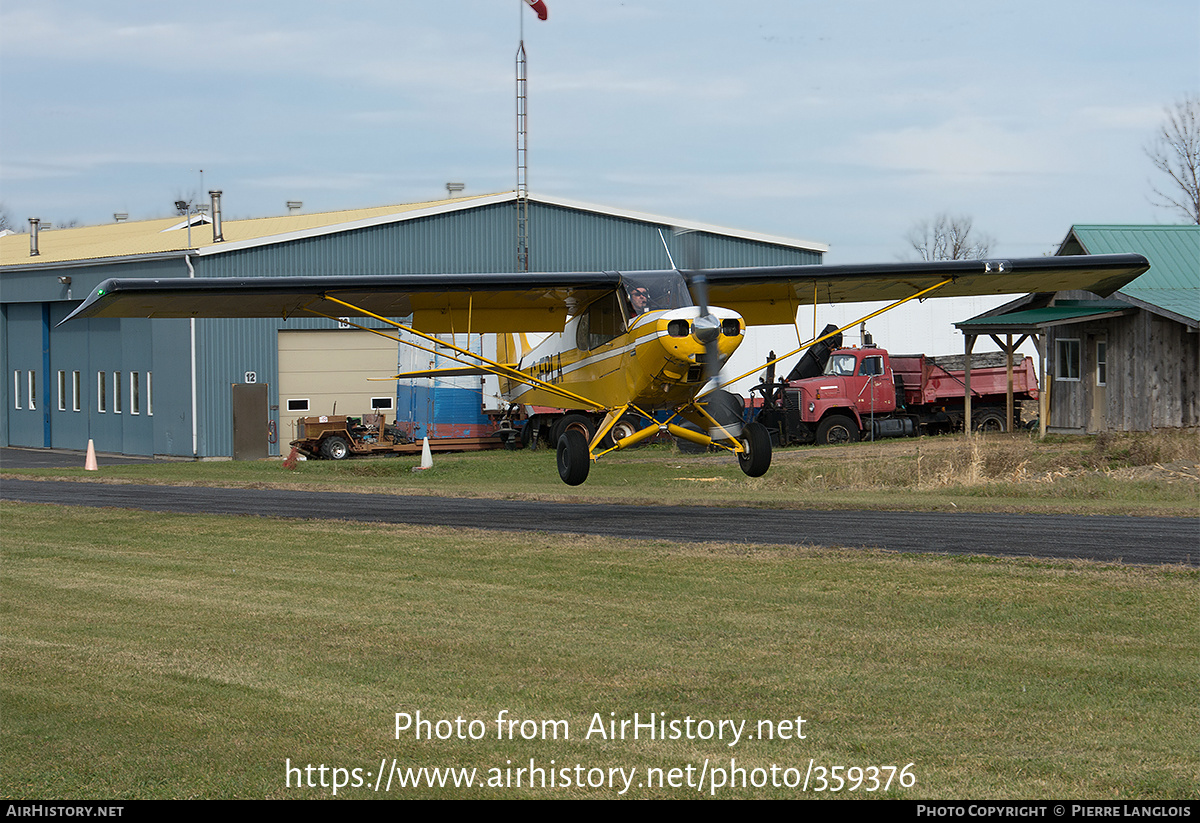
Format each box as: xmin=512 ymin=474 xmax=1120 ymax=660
xmin=515 ymin=38 xmax=529 ymax=272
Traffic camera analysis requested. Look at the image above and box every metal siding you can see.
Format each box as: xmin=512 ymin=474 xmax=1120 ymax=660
xmin=0 ymin=304 xmax=7 ymax=446
xmin=150 ymin=318 xmax=194 ymax=456
xmin=4 ymin=303 xmax=43 ymax=447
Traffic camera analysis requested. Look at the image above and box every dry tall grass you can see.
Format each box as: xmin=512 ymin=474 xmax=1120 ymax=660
xmin=766 ymin=429 xmax=1200 ymax=494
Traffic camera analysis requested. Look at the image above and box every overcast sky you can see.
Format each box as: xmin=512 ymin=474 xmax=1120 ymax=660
xmin=2 ymin=1 xmax=1195 ymax=359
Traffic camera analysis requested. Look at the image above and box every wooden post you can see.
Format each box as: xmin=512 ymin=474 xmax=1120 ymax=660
xmin=1006 ymin=333 xmax=1014 ymax=433
xmin=963 ymin=333 xmax=976 ymax=437
xmin=1037 ymin=332 xmax=1047 ymax=440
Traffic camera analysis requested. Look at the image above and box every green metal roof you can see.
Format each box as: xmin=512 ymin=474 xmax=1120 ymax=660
xmin=1058 ymin=225 xmax=1198 ymax=323
xmin=956 ymin=301 xmax=1132 ymax=333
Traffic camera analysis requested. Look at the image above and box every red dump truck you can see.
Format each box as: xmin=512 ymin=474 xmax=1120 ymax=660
xmin=754 ymin=344 xmax=1039 ymax=445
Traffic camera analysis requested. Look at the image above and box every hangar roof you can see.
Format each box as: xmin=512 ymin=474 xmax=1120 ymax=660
xmin=0 ymin=192 xmax=827 ymax=270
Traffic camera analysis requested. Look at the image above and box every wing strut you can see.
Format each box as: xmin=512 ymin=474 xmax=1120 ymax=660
xmin=710 ymin=276 xmax=956 ymax=394
xmin=314 ymin=295 xmax=608 ymax=412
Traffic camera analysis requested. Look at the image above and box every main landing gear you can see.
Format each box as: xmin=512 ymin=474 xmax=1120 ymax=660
xmin=553 ymin=397 xmax=773 ymax=485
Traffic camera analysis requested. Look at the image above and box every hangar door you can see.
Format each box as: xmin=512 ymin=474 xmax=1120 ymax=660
xmin=277 ymin=330 xmax=400 ymax=444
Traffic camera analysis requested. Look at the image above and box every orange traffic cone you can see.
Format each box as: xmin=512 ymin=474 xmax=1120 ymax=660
xmin=84 ymin=439 xmax=99 ymax=471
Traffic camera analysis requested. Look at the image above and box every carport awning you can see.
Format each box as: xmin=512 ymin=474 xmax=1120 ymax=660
xmin=954 ymin=301 xmax=1132 ymax=335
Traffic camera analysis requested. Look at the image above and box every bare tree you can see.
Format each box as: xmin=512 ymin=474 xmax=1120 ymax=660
xmin=0 ymin=203 xmax=13 ymax=233
xmin=1146 ymin=94 xmax=1200 ymax=224
xmin=906 ymin=213 xmax=993 ymax=260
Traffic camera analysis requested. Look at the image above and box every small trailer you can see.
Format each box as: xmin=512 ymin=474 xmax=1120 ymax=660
xmin=291 ymin=414 xmax=506 ymax=459
xmin=290 ymin=414 xmax=414 ymax=459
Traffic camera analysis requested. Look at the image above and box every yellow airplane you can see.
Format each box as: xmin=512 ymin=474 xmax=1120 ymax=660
xmin=65 ymin=253 xmax=1148 ymax=484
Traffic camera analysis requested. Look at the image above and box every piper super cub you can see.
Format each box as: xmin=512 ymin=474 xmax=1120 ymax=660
xmin=64 ymin=253 xmax=1148 ymax=485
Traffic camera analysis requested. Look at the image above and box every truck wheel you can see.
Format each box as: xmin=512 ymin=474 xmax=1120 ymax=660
xmin=816 ymin=415 xmax=860 ymax=445
xmin=321 ymin=436 xmax=351 ymax=460
xmin=737 ymin=421 xmax=772 ymax=478
xmin=973 ymin=411 xmax=1006 ymax=433
xmin=557 ymin=429 xmax=591 ymax=486
xmin=552 ymin=413 xmax=595 ymax=446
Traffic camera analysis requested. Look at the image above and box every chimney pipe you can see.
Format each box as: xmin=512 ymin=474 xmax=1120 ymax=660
xmin=209 ymin=190 xmax=224 ymax=242
xmin=28 ymin=218 xmax=40 ymax=256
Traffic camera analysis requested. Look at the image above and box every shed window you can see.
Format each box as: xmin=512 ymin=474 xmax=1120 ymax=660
xmin=27 ymin=371 xmax=36 ymax=410
xmin=287 ymin=399 xmax=310 ymax=412
xmin=73 ymin=371 xmax=81 ymax=412
xmin=1055 ymin=339 xmax=1081 ymax=382
xmin=13 ymin=371 xmax=20 ymax=409
xmin=58 ymin=371 xmax=66 ymax=411
xmin=371 ymin=396 xmax=395 ymax=410
xmin=98 ymin=372 xmax=107 ymax=412
xmin=1096 ymin=340 xmax=1107 ymax=387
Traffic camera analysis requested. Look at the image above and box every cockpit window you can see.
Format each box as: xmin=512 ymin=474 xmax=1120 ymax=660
xmin=620 ymin=271 xmax=691 ymax=316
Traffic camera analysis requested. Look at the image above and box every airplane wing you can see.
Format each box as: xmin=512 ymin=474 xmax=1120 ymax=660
xmin=62 ymin=272 xmax=622 ymax=333
xmin=693 ymin=253 xmax=1150 ymax=325
xmin=63 ymin=254 xmax=1149 ymax=331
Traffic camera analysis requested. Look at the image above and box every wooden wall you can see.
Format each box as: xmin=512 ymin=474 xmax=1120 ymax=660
xmin=1047 ymin=308 xmax=1199 ymax=433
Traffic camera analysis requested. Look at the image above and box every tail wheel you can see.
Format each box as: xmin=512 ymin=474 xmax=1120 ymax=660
xmin=737 ymin=421 xmax=772 ymax=477
xmin=321 ymin=435 xmax=351 ymax=460
xmin=816 ymin=415 xmax=860 ymax=445
xmin=557 ymin=430 xmax=591 ymax=486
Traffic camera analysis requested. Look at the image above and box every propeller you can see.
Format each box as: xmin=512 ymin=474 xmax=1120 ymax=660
xmin=676 ymin=229 xmax=722 ymax=385
xmin=675 ymin=228 xmax=741 ymax=439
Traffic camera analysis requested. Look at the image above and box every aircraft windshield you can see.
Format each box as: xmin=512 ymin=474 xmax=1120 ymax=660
xmin=621 ymin=271 xmax=691 ymax=315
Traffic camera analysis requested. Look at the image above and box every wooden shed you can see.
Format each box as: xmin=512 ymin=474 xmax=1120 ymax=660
xmin=957 ymin=225 xmax=1198 ymax=434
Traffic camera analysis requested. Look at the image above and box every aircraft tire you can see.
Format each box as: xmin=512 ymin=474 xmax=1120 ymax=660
xmin=321 ymin=435 xmax=351 ymax=460
xmin=737 ymin=421 xmax=772 ymax=478
xmin=557 ymin=430 xmax=591 ymax=486
xmin=816 ymin=415 xmax=860 ymax=445
xmin=601 ymin=414 xmax=643 ymax=449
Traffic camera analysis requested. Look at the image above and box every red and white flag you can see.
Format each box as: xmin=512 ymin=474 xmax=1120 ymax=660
xmin=524 ymin=0 xmax=548 ymax=21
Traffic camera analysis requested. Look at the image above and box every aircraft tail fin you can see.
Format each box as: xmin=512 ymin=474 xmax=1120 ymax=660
xmin=496 ymin=333 xmax=528 ymax=397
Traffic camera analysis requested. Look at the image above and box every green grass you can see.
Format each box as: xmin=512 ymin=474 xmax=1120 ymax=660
xmin=2 ymin=503 xmax=1196 ymax=799
xmin=5 ymin=430 xmax=1197 ymax=515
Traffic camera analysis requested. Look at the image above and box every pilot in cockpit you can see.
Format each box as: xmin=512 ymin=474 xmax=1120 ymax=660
xmin=629 ymin=286 xmax=652 ymax=314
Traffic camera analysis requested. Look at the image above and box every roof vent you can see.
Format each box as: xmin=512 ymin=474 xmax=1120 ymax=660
xmin=114 ymin=213 xmax=128 ymax=222
xmin=28 ymin=218 xmax=40 ymax=256
xmin=286 ymin=201 xmax=303 ymax=213
xmin=209 ymin=190 xmax=224 ymax=242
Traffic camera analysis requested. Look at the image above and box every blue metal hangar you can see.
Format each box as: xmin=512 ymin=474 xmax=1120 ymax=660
xmin=1 ymin=192 xmax=826 ymax=458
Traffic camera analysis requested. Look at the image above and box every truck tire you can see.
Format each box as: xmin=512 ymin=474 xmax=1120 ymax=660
xmin=321 ymin=435 xmax=351 ymax=460
xmin=737 ymin=421 xmax=772 ymax=478
xmin=816 ymin=415 xmax=860 ymax=445
xmin=552 ymin=413 xmax=595 ymax=446
xmin=557 ymin=430 xmax=591 ymax=486
xmin=973 ymin=411 xmax=1006 ymax=433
